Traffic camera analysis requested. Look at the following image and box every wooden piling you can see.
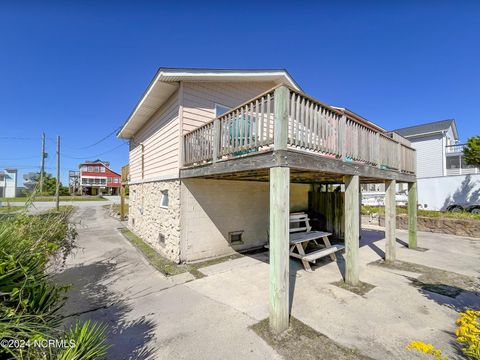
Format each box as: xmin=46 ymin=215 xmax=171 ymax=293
xmin=344 ymin=175 xmax=359 ymax=286
xmin=408 ymin=182 xmax=418 ymax=249
xmin=385 ymin=179 xmax=396 ymax=262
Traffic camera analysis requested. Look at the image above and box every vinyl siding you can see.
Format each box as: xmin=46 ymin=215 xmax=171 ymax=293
xmin=129 ymin=91 xmax=180 ymax=182
xmin=129 ymin=81 xmax=277 ymax=182
xmin=410 ymin=134 xmax=444 ymax=178
xmin=181 ymin=81 xmax=277 ymax=134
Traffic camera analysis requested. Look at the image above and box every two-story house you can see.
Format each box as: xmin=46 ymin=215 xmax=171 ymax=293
xmin=79 ymin=159 xmax=121 ymax=195
xmin=392 ymin=119 xmax=478 ymax=177
xmin=117 ymin=68 xmax=417 ymax=266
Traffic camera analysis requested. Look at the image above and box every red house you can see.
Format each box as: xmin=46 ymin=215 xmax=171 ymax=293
xmin=79 ymin=159 xmax=121 ymax=195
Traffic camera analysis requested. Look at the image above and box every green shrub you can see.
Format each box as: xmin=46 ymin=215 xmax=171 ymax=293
xmin=0 ymin=207 xmax=108 ymax=359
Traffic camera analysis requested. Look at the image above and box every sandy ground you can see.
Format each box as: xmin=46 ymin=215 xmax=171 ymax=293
xmin=56 ymin=204 xmax=480 ymax=359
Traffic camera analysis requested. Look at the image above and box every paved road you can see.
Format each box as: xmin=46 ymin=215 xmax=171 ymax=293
xmin=56 ymin=205 xmax=279 ymax=360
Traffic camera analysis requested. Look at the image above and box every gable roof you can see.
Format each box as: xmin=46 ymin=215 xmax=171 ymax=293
xmin=117 ymin=68 xmax=301 ymax=139
xmin=392 ymin=119 xmax=458 ymax=139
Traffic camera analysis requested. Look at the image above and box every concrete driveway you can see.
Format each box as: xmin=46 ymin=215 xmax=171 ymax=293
xmin=57 ymin=204 xmax=480 ymax=359
xmin=56 ymin=205 xmax=279 ymax=360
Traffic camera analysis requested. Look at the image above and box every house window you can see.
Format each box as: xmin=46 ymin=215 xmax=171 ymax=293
xmin=94 ymin=166 xmax=99 ymax=172
xmin=100 ymin=167 xmax=105 ymax=172
xmin=446 ymin=156 xmax=460 ymax=169
xmin=107 ymin=177 xmax=112 ymax=183
xmin=87 ymin=166 xmax=93 ymax=172
xmin=160 ymin=190 xmax=169 ymax=208
xmin=114 ymin=178 xmax=119 ymax=183
xmin=215 ymin=104 xmax=231 ymax=117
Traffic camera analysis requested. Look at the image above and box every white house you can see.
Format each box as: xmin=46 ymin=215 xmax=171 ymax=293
xmin=0 ymin=168 xmax=19 ymax=198
xmin=392 ymin=119 xmax=478 ymax=177
xmin=392 ymin=120 xmax=480 ymax=210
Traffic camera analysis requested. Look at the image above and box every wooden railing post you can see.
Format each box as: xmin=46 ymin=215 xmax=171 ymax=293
xmin=338 ymin=116 xmax=347 ymax=159
xmin=408 ymin=182 xmax=418 ymax=249
xmin=397 ymin=142 xmax=402 ymax=171
xmin=376 ymin=133 xmax=381 ymax=167
xmin=274 ymin=86 xmax=289 ymax=150
xmin=213 ymin=119 xmax=220 ymax=163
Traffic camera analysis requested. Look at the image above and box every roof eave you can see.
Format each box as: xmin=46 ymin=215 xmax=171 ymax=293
xmin=117 ymin=68 xmax=301 ymax=139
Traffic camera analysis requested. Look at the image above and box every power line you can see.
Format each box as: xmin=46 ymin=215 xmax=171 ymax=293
xmin=62 ymin=142 xmax=128 ymax=160
xmin=0 ymin=136 xmax=41 ymax=141
xmin=54 ymin=125 xmax=123 ymax=151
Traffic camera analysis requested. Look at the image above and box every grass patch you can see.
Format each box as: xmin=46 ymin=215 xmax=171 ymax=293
xmin=251 ymin=317 xmax=372 ymax=360
xmin=119 ymin=227 xmax=247 ymax=279
xmin=0 ymin=205 xmax=23 ymax=213
xmin=362 ymin=205 xmax=480 ymax=220
xmin=119 ymin=228 xmax=189 ymax=276
xmin=0 ymin=196 xmax=107 ymax=202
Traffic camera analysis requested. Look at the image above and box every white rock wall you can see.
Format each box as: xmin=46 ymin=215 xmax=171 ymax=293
xmin=128 ymin=180 xmax=181 ymax=262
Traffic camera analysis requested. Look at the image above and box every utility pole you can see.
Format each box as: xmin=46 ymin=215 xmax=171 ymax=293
xmin=39 ymin=132 xmax=45 ymax=193
xmin=55 ymin=136 xmax=60 ymax=211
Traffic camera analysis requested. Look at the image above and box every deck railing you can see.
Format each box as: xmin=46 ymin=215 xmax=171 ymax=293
xmin=182 ymin=85 xmax=416 ymax=175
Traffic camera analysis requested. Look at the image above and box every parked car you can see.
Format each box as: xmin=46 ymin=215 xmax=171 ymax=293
xmin=446 ymin=203 xmax=480 ymax=214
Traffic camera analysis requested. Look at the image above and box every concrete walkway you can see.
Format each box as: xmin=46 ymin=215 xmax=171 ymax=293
xmin=57 ymin=204 xmax=480 ymax=359
xmin=57 ymin=205 xmax=279 ymax=360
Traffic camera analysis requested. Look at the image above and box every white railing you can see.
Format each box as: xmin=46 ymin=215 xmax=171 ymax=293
xmin=445 ymin=144 xmax=465 ymax=153
xmin=182 ymin=85 xmax=416 ymax=175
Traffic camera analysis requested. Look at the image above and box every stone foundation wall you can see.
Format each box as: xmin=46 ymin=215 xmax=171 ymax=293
xmin=128 ymin=180 xmax=181 ymax=262
xmin=362 ymin=214 xmax=480 ymax=238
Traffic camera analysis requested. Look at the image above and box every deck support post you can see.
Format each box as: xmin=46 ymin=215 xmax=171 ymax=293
xmin=269 ymin=166 xmax=290 ymax=334
xmin=408 ymin=182 xmax=418 ymax=249
xmin=344 ymin=174 xmax=359 ymax=286
xmin=385 ymin=179 xmax=396 ymax=262
xmin=269 ymin=84 xmax=290 ymax=334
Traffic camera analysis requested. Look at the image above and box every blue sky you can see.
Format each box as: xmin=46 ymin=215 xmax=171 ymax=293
xmin=0 ymin=1 xmax=479 ymax=185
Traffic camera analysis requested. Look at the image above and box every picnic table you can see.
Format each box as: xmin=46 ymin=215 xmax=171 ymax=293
xmin=267 ymin=212 xmax=344 ymax=272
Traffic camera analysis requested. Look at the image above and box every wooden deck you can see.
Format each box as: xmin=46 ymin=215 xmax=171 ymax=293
xmin=179 ymin=84 xmax=418 ymax=334
xmin=181 ymin=85 xmax=416 ymax=182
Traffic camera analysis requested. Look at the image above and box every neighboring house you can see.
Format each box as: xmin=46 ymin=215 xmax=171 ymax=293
xmin=0 ymin=168 xmax=19 ymax=198
xmin=118 ymin=68 xmax=416 ymax=264
xmin=392 ymin=119 xmax=479 ymax=178
xmin=79 ymin=160 xmax=121 ymax=195
xmin=392 ymin=119 xmax=480 ymax=210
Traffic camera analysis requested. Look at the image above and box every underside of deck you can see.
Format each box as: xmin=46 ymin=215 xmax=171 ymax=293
xmin=180 ymin=149 xmax=416 ymax=184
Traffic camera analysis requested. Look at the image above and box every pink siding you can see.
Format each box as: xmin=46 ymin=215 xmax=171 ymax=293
xmin=182 ymin=81 xmax=276 ymax=134
xmin=129 ymin=81 xmax=277 ymax=182
xmin=129 ymin=91 xmax=180 ymax=181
